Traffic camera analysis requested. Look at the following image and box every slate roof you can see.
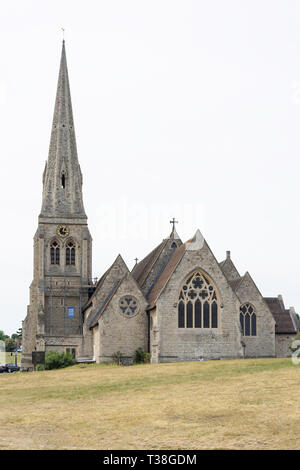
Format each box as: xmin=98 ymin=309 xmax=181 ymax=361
xmin=131 ymin=239 xmax=168 ymax=288
xmin=147 ymin=243 xmax=186 ymax=309
xmin=264 ymin=297 xmax=298 ymax=334
xmin=82 ymin=265 xmax=113 ymax=312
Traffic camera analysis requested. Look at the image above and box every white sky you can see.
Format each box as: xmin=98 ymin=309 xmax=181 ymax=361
xmin=0 ymin=0 xmax=299 ymax=336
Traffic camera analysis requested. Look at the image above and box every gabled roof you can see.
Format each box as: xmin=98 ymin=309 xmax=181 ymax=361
xmin=264 ymin=297 xmax=298 ymax=334
xmin=82 ymin=264 xmax=114 ymax=312
xmin=131 ymin=239 xmax=168 ymax=288
xmin=88 ymin=278 xmax=123 ymax=328
xmin=219 ymin=251 xmax=241 ymax=282
xmin=147 ymin=243 xmax=186 ymax=309
xmin=83 ymin=254 xmax=128 ymax=313
xmin=131 ymin=226 xmax=183 ymax=291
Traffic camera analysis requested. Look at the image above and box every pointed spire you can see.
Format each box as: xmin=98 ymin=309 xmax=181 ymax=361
xmin=170 ymin=226 xmax=180 ymax=240
xmin=40 ymin=41 xmax=86 ymax=218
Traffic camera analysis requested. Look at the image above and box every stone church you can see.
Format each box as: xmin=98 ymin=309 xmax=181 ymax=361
xmin=21 ymin=42 xmax=299 ymax=370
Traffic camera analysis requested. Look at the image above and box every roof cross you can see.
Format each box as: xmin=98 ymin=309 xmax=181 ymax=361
xmin=170 ymin=218 xmax=178 ymax=231
xmin=134 ymin=258 xmax=138 ymax=266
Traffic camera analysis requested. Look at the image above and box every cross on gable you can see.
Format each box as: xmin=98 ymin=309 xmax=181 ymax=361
xmin=170 ymin=218 xmax=178 ymax=230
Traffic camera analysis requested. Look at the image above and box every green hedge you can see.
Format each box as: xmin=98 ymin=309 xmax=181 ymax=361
xmin=45 ymin=351 xmax=76 ymax=370
xmin=134 ymin=348 xmax=150 ymax=364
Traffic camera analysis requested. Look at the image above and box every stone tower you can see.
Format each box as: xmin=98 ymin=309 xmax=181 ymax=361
xmin=21 ymin=41 xmax=92 ymax=370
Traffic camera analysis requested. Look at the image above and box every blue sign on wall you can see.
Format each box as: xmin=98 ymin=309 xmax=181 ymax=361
xmin=67 ymin=307 xmax=75 ymax=318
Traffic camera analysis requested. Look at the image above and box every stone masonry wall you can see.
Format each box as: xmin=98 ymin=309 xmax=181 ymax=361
xmin=275 ymin=334 xmax=295 ymax=358
xmin=97 ymin=274 xmax=148 ymax=362
xmin=235 ymin=274 xmax=275 ymax=358
xmin=156 ymin=242 xmax=244 ymax=362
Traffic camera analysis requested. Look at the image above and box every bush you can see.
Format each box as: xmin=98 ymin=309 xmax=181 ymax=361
xmin=143 ymin=352 xmax=151 ymax=363
xmin=45 ymin=351 xmax=76 ymax=370
xmin=36 ymin=364 xmax=45 ymax=371
xmin=134 ymin=348 xmax=150 ymax=364
xmin=112 ymin=351 xmax=123 ymax=365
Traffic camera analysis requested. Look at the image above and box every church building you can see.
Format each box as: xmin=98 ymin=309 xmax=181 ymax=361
xmin=21 ymin=42 xmax=299 ymax=370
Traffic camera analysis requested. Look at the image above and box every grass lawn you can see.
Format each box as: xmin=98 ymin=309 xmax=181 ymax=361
xmin=0 ymin=358 xmax=299 ymax=450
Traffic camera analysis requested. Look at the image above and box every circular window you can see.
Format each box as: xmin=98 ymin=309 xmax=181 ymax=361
xmin=119 ymin=295 xmax=139 ymax=317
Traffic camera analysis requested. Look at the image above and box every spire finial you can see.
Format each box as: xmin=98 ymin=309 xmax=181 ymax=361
xmin=61 ymin=27 xmax=65 ymax=41
xmin=134 ymin=258 xmax=138 ymax=266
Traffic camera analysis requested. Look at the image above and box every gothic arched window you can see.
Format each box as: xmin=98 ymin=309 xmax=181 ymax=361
xmin=240 ymin=303 xmax=257 ymax=336
xmin=66 ymin=240 xmax=75 ymax=266
xmin=178 ymin=270 xmax=219 ymax=329
xmin=50 ymin=240 xmax=60 ymax=265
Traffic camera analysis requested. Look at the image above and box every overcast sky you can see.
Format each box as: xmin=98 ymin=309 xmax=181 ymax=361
xmin=0 ymin=0 xmax=299 ymax=336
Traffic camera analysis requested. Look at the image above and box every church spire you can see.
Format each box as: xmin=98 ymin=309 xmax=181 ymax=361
xmin=40 ymin=41 xmax=86 ymax=218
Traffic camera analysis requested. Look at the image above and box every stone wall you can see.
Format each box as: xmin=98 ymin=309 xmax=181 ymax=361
xmin=44 ymin=335 xmax=83 ymax=356
xmin=275 ymin=334 xmax=295 ymax=358
xmin=21 ymin=217 xmax=92 ymax=369
xmin=155 ymin=241 xmax=244 ymax=362
xmin=235 ymin=273 xmax=276 ymax=358
xmin=96 ymin=274 xmax=148 ymax=362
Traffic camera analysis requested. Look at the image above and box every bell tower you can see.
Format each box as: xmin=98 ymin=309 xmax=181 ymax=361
xmin=21 ymin=41 xmax=92 ymax=370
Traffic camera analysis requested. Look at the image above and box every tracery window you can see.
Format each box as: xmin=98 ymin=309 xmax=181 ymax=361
xmin=50 ymin=240 xmax=60 ymax=265
xmin=119 ymin=295 xmax=139 ymax=317
xmin=178 ymin=270 xmax=219 ymax=328
xmin=66 ymin=241 xmax=75 ymax=265
xmin=240 ymin=303 xmax=257 ymax=336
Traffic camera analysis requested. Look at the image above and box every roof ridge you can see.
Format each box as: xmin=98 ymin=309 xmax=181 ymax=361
xmin=147 ymin=243 xmax=186 ymax=309
xmin=131 ymin=239 xmax=168 ymax=287
xmin=146 ymin=241 xmax=178 ymax=298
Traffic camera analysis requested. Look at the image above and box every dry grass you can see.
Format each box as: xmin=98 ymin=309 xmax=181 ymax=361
xmin=0 ymin=358 xmax=299 ymax=450
xmin=4 ymin=352 xmax=21 ymax=364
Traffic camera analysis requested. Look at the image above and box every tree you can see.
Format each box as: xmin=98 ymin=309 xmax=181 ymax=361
xmin=4 ymin=338 xmax=17 ymax=352
xmin=11 ymin=328 xmax=22 ymax=341
xmin=0 ymin=331 xmax=9 ymax=342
